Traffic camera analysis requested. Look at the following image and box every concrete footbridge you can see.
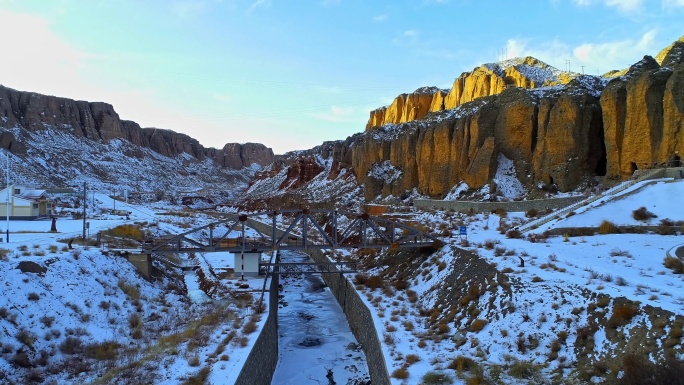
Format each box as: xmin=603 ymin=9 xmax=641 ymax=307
xmin=141 ymin=209 xmax=440 ymax=255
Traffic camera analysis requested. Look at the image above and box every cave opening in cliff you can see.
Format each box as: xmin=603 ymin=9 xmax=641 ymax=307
xmin=630 ymin=162 xmax=638 ymax=175
xmin=594 ymin=146 xmax=607 ymax=176
xmin=593 ymin=124 xmax=607 ymax=177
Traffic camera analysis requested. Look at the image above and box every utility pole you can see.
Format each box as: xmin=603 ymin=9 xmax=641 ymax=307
xmin=5 ymin=151 xmax=9 ymax=243
xmin=580 ymin=65 xmax=585 ymax=75
xmin=82 ymin=182 xmax=87 ymax=240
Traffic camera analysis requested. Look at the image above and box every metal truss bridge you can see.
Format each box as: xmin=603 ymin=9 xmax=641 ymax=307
xmin=265 ymin=261 xmax=358 ymax=275
xmin=141 ymin=209 xmax=439 ymax=255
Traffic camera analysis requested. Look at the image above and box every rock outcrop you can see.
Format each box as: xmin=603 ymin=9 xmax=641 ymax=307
xmin=213 ymin=143 xmax=275 ymax=169
xmin=601 ymin=52 xmax=684 ymax=179
xmin=340 ymin=37 xmax=684 ymax=199
xmin=0 ymin=84 xmax=274 ymax=169
xmin=352 ymin=78 xmax=606 ymax=199
xmin=366 ymin=87 xmax=448 ymax=130
xmin=278 ymin=157 xmax=325 ymax=190
xmin=0 ymin=85 xmax=143 ymax=143
xmin=366 ymin=57 xmax=576 ymax=129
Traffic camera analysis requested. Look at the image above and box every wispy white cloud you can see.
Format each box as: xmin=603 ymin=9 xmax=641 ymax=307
xmin=392 ymin=29 xmax=420 ymax=46
xmin=606 ymin=0 xmax=643 ymax=12
xmin=0 ymin=9 xmax=91 ymax=96
xmin=662 ymin=0 xmax=684 ymax=7
xmin=373 ymin=14 xmax=388 ymax=22
xmin=572 ymin=0 xmax=644 ymax=12
xmin=247 ymin=0 xmax=271 ymax=13
xmin=313 ymin=105 xmax=357 ymax=123
xmin=504 ymin=38 xmax=570 ymax=64
xmin=0 ymin=8 xmax=229 ymax=145
xmin=573 ymin=29 xmax=657 ymax=72
xmin=504 ymin=30 xmax=659 ymax=74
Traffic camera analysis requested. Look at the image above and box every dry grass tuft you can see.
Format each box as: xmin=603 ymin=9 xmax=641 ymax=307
xmin=506 ymin=229 xmax=522 ymax=239
xmin=598 ymin=220 xmax=620 ymax=234
xmin=391 ymin=367 xmax=409 ymax=379
xmin=607 ymin=304 xmax=638 ymax=328
xmin=405 ymin=354 xmax=421 ymax=366
xmin=632 ymin=207 xmax=657 ymax=221
xmin=118 ymin=279 xmax=141 ymax=301
xmin=421 ymin=371 xmax=453 ymax=384
xmin=508 ymin=360 xmax=539 ymax=379
xmin=448 ymin=356 xmax=476 ymax=372
xmin=664 ymin=256 xmax=684 ymax=274
xmin=470 ymin=319 xmax=487 ymax=332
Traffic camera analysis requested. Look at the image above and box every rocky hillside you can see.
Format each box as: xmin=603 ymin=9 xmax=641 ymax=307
xmin=252 ymin=35 xmax=684 ymax=202
xmin=0 ymin=84 xmax=275 ymax=169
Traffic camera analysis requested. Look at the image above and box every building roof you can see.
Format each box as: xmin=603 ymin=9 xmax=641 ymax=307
xmin=20 ymin=189 xmax=47 ymax=200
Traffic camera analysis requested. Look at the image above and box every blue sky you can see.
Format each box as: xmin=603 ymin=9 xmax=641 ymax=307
xmin=0 ymin=0 xmax=683 ymax=154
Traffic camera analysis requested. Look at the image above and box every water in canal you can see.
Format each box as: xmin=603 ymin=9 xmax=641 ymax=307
xmin=272 ymin=251 xmax=370 ymax=385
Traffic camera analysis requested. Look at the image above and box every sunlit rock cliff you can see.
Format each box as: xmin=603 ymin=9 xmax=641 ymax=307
xmin=264 ymin=36 xmax=684 ymax=202
xmin=366 ymin=57 xmax=576 ymax=130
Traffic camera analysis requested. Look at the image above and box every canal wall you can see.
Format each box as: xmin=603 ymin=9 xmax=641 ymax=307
xmin=414 ymin=196 xmax=584 ymax=213
xmin=305 ymin=249 xmax=391 ymax=385
xmin=234 ymin=273 xmax=279 ymax=385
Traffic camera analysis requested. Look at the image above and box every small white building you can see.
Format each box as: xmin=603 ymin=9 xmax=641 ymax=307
xmin=0 ymin=185 xmax=50 ymax=219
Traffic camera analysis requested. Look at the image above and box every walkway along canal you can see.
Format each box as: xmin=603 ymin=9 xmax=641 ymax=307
xmin=271 ymin=250 xmax=371 ymax=385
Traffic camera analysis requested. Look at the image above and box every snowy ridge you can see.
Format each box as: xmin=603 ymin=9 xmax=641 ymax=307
xmin=483 ymin=56 xmax=569 ymax=85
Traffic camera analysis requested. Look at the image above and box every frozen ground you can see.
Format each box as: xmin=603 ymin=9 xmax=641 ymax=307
xmin=272 ymin=251 xmax=370 ymax=385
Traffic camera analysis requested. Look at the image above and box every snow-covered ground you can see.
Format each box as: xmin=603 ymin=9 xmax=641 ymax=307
xmin=339 ymin=177 xmax=684 ymax=384
xmin=0 ymin=193 xmax=270 ymax=384
xmin=1 ymin=178 xmax=683 ymax=384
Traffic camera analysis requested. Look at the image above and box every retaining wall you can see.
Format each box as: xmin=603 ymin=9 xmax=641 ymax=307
xmin=414 ymin=196 xmax=584 ymax=213
xmin=234 ymin=273 xmax=279 ymax=385
xmin=305 ymin=249 xmax=391 ymax=385
xmin=126 ymin=254 xmax=152 ymax=279
xmin=546 ymin=225 xmax=682 ymax=236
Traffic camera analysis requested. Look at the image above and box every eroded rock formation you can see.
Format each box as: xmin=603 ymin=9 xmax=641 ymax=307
xmin=366 ymin=57 xmax=575 ymax=130
xmin=0 ymin=85 xmax=274 ymax=169
xmin=341 ymin=36 xmax=684 ymax=199
xmin=601 ymin=51 xmax=684 ymax=179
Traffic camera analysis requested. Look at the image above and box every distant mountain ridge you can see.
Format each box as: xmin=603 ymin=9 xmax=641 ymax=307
xmin=0 ymin=84 xmax=274 ymax=170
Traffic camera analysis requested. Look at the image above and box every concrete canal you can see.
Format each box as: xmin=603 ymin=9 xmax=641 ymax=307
xmin=271 ymin=250 xmax=371 ymax=385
